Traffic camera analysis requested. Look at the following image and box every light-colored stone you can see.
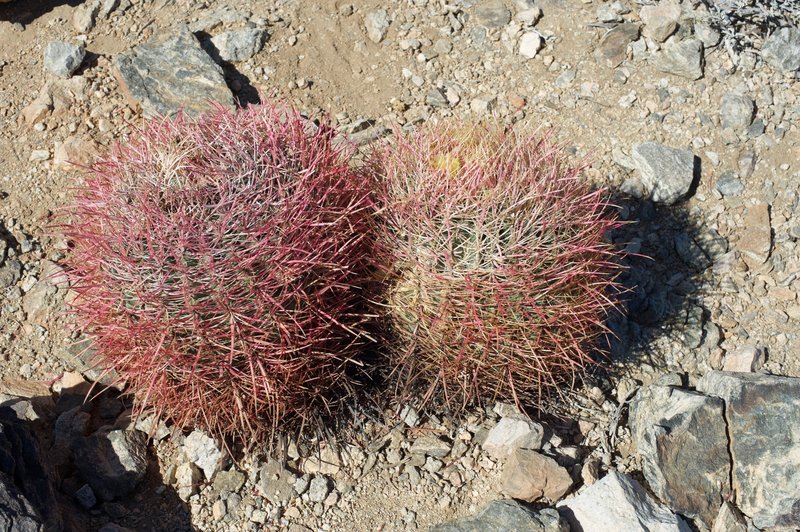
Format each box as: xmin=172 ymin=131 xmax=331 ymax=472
xmin=44 ymin=41 xmax=85 ymax=78
xmin=722 ymin=345 xmax=763 ymax=372
xmin=410 ymin=435 xmax=451 ymax=458
xmin=183 ymin=430 xmax=223 ymax=480
xmin=652 ymin=39 xmax=704 ymax=80
xmin=739 ymin=202 xmax=771 ymax=266
xmin=501 ymin=449 xmax=572 ymax=502
xmin=631 ymin=142 xmax=695 ymax=204
xmin=711 ymin=501 xmax=747 ymax=532
xmin=482 ymin=416 xmax=544 ymax=458
xmin=175 ymin=462 xmax=201 ymax=501
xmin=365 ymin=9 xmax=390 ymax=43
xmin=761 ymin=27 xmax=800 ymax=72
xmin=209 ymin=28 xmax=267 ymax=62
xmin=720 ymin=93 xmax=755 ymax=129
xmin=557 ymin=471 xmax=691 ymax=532
xmin=639 ymin=2 xmax=680 ymax=43
xmin=518 ymin=32 xmax=543 ymax=59
xmin=53 ymin=136 xmax=98 ymax=170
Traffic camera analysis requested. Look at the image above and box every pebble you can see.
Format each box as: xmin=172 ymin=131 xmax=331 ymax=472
xmin=474 ymin=3 xmax=511 ymax=29
xmin=631 ymin=141 xmax=696 ymax=204
xmin=716 ymin=170 xmax=744 ymax=197
xmin=183 ymin=430 xmax=223 ymax=480
xmin=720 ymin=93 xmax=755 ymax=129
xmin=518 ymin=32 xmax=543 ymax=59
xmin=209 ymin=28 xmax=267 ymax=62
xmin=652 ymin=39 xmax=705 ymax=80
xmin=639 ymin=2 xmax=680 ymax=43
xmin=75 ymin=484 xmax=97 ymax=510
xmin=308 ymin=475 xmax=330 ymax=503
xmin=365 ymin=9 xmax=390 ymax=43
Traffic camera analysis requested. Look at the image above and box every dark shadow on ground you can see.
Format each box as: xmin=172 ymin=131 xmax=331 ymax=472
xmin=195 ymin=31 xmax=261 ymax=109
xmin=0 ymin=0 xmax=84 ymax=26
xmin=0 ymin=379 xmax=193 ymax=532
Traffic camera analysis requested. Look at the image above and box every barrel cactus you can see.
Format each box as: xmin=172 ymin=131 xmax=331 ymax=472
xmin=374 ymin=123 xmax=625 ymax=410
xmin=62 ymin=103 xmax=377 ymax=445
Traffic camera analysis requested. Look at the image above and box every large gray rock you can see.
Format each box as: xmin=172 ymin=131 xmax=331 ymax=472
xmin=72 ymin=429 xmax=149 ymax=501
xmin=433 ymin=499 xmax=567 ymax=532
xmin=761 ymin=27 xmax=800 ymax=72
xmin=209 ymin=27 xmax=267 ymax=62
xmin=652 ymin=39 xmax=704 ymax=80
xmin=114 ymin=24 xmax=234 ymax=118
xmin=697 ymin=371 xmax=800 ymax=529
xmin=44 ymin=41 xmax=85 ymax=79
xmin=720 ymin=93 xmax=755 ymax=129
xmin=0 ymin=472 xmax=45 ymax=532
xmin=629 ymin=385 xmax=730 ymax=527
xmin=631 ymin=142 xmax=696 ymax=204
xmin=557 ymin=471 xmax=691 ymax=532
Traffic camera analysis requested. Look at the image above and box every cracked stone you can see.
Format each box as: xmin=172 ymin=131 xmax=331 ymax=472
xmin=501 ymin=449 xmax=572 ymax=502
xmin=652 ymin=39 xmax=704 ymax=80
xmin=631 ymin=142 xmax=695 ymax=204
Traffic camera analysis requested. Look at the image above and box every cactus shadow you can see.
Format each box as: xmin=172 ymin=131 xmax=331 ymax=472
xmin=0 ymin=0 xmax=84 ymax=25
xmin=0 ymin=380 xmax=194 ymax=531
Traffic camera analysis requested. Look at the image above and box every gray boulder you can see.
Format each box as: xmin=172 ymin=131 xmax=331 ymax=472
xmin=761 ymin=27 xmax=800 ymax=72
xmin=557 ymin=471 xmax=691 ymax=532
xmin=652 ymin=39 xmax=704 ymax=80
xmin=209 ymin=27 xmax=267 ymax=62
xmin=631 ymin=142 xmax=696 ymax=204
xmin=433 ymin=499 xmax=567 ymax=532
xmin=114 ymin=24 xmax=234 ymax=118
xmin=697 ymin=371 xmax=800 ymax=529
xmin=44 ymin=41 xmax=85 ymax=79
xmin=629 ymin=385 xmax=730 ymax=527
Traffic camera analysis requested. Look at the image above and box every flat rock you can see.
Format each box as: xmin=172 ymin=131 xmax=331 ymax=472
xmin=712 ymin=501 xmax=747 ymax=532
xmin=519 ymin=32 xmax=543 ymax=59
xmin=482 ymin=416 xmax=544 ymax=458
xmin=652 ymin=39 xmax=704 ymax=80
xmin=720 ymin=93 xmax=755 ymax=129
xmin=213 ymin=469 xmax=245 ymax=494
xmin=114 ymin=24 xmax=234 ymax=118
xmin=697 ymin=371 xmax=800 ymax=529
xmin=432 ymin=500 xmax=567 ymax=532
xmin=183 ymin=430 xmax=222 ymax=480
xmin=474 ymin=2 xmax=512 ymax=29
xmin=410 ymin=435 xmax=451 ymax=458
xmin=44 ymin=41 xmax=85 ymax=79
xmin=639 ymin=1 xmax=680 ymax=43
xmin=761 ymin=27 xmax=800 ymax=72
xmin=364 ymin=9 xmax=390 ymax=43
xmin=629 ymin=385 xmax=730 ymax=527
xmin=258 ymin=460 xmax=295 ymax=505
xmin=738 ymin=202 xmax=771 ymax=266
xmin=557 ymin=471 xmax=690 ymax=532
xmin=715 ymin=170 xmax=744 ymax=197
xmin=501 ymin=449 xmax=572 ymax=502
xmin=595 ymin=23 xmax=640 ymax=68
xmin=72 ymin=429 xmax=149 ymax=501
xmin=631 ymin=142 xmax=695 ymax=204
xmin=209 ymin=27 xmax=267 ymax=62
xmin=722 ymin=345 xmax=763 ymax=372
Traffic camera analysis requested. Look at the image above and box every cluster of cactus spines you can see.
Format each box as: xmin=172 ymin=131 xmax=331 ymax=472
xmin=62 ymin=103 xmax=378 ymax=446
xmin=374 ymin=123 xmax=625 ymax=410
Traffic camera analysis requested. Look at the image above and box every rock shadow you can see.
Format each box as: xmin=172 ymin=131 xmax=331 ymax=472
xmin=0 ymin=377 xmax=194 ymax=531
xmin=0 ymin=0 xmax=84 ymax=26
xmin=195 ymin=31 xmax=261 ymax=109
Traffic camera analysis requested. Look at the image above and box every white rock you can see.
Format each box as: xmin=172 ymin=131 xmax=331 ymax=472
xmin=365 ymin=9 xmax=390 ymax=43
xmin=518 ymin=32 xmax=543 ymax=59
xmin=183 ymin=430 xmax=223 ymax=480
xmin=722 ymin=345 xmax=764 ymax=372
xmin=482 ymin=415 xmax=544 ymax=458
xmin=44 ymin=41 xmax=85 ymax=79
xmin=557 ymin=471 xmax=691 ymax=532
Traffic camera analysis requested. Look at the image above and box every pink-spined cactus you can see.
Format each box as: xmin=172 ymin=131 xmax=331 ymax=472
xmin=62 ymin=103 xmax=378 ymax=446
xmin=374 ymin=123 xmax=626 ymax=410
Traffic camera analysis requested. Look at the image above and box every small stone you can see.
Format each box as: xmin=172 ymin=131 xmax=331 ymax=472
xmin=470 ymin=95 xmax=497 ymax=115
xmin=21 ymin=101 xmax=50 ymax=127
xmin=595 ymin=23 xmax=640 ymax=68
xmin=518 ymin=32 xmax=543 ymax=59
xmin=516 ymin=8 xmax=542 ymax=26
xmin=258 ymin=460 xmax=295 ymax=504
xmin=212 ymin=500 xmax=226 ymax=521
xmin=410 ymin=435 xmax=451 ymax=458
xmin=652 ymin=39 xmax=704 ymax=80
xmin=631 ymin=142 xmax=695 ymax=204
xmin=715 ymin=170 xmax=744 ymax=197
xmin=250 ymin=509 xmax=267 ymax=524
xmin=482 ymin=416 xmax=544 ymax=458
xmin=739 ymin=202 xmax=771 ymax=266
xmin=432 ymin=500 xmax=567 ymax=532
xmin=29 ymin=150 xmax=50 ymax=162
xmin=475 ymin=2 xmax=512 ymax=28
xmin=53 ymin=136 xmax=98 ymax=169
xmin=712 ymin=501 xmax=747 ymax=532
xmin=0 ymin=260 xmax=22 ymax=288
xmin=183 ymin=430 xmax=223 ymax=480
xmin=308 ymin=475 xmax=330 ymax=503
xmin=426 ymin=87 xmax=449 ymax=108
xmin=639 ymin=1 xmax=680 ymax=43
xmin=596 ymin=1 xmax=628 ymax=23
xmin=720 ymin=93 xmax=755 ymax=129
xmin=399 ymin=405 xmax=419 ymax=427
xmin=761 ymin=27 xmax=800 ymax=72
xmin=73 ymin=1 xmax=100 ymax=33
xmin=175 ymin=462 xmax=201 ymax=501
xmin=209 ymin=28 xmax=267 ymax=62
xmin=695 ymin=22 xmax=721 ymax=47
xmin=365 ymin=9 xmax=390 ymax=43
xmin=213 ymin=469 xmax=245 ymax=494
xmin=75 ymin=484 xmax=97 ymax=509
xmin=501 ymin=449 xmax=572 ymax=502
xmin=44 ymin=41 xmax=85 ymax=79
xmin=722 ymin=345 xmax=764 ymax=373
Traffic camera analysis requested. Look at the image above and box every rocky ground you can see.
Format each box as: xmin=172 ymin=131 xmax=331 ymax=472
xmin=1 ymin=0 xmax=800 ymax=531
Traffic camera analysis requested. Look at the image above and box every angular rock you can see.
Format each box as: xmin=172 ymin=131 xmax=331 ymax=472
xmin=501 ymin=449 xmax=572 ymax=502
xmin=482 ymin=416 xmax=544 ymax=458
xmin=715 ymin=170 xmax=744 ymax=197
xmin=0 ymin=472 xmax=46 ymax=532
xmin=364 ymin=9 xmax=390 ymax=43
xmin=307 ymin=475 xmax=330 ymax=503
xmin=425 ymin=87 xmax=449 ymax=108
xmin=470 ymin=94 xmax=497 ymax=114
xmin=697 ymin=371 xmax=800 ymax=529
xmin=639 ymin=1 xmax=680 ymax=43
xmin=595 ymin=23 xmax=640 ymax=68
xmin=209 ymin=27 xmax=267 ymax=62
xmin=410 ymin=435 xmax=451 ymax=458
xmin=73 ymin=0 xmax=100 ymax=33
xmin=712 ymin=501 xmax=747 ymax=532
xmin=720 ymin=93 xmax=755 ymax=129
xmin=652 ymin=39 xmax=704 ymax=80
xmin=557 ymin=471 xmax=690 ymax=532
xmin=761 ymin=27 xmax=800 ymax=72
xmin=474 ymin=2 xmax=512 ymax=28
xmin=519 ymin=32 xmax=543 ymax=59
xmin=739 ymin=202 xmax=771 ymax=266
xmin=44 ymin=41 xmax=85 ymax=79
xmin=435 ymin=501 xmax=567 ymax=531
xmin=174 ymin=462 xmax=201 ymax=501
xmin=631 ymin=142 xmax=695 ymax=204
xmin=722 ymin=345 xmax=763 ymax=372
xmin=257 ymin=460 xmax=295 ymax=505
xmin=213 ymin=469 xmax=245 ymax=494
xmin=0 ymin=260 xmax=22 ymax=288
xmin=183 ymin=430 xmax=222 ymax=480
xmin=73 ymin=429 xmax=149 ymax=501
xmin=53 ymin=136 xmax=98 ymax=170
xmin=114 ymin=25 xmax=234 ymax=118
xmin=74 ymin=484 xmax=97 ymax=509
xmin=629 ymin=385 xmax=730 ymax=527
